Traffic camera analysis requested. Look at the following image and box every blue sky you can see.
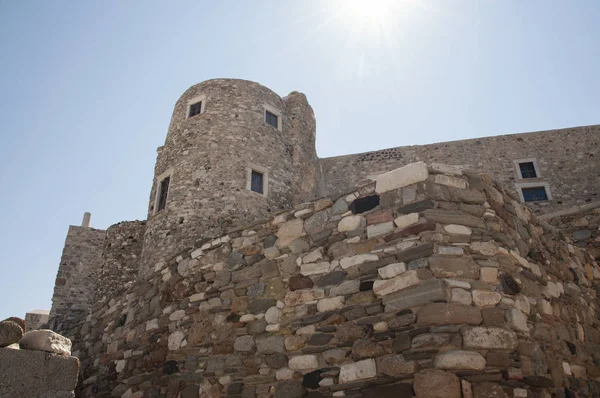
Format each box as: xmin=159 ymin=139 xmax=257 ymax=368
xmin=0 ymin=0 xmax=598 ymax=320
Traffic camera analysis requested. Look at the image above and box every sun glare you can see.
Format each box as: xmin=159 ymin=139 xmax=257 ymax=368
xmin=340 ymin=0 xmax=395 ymax=25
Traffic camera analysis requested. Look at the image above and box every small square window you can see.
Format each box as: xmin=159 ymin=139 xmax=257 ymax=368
xmin=265 ymin=110 xmax=278 ymax=128
xmin=157 ymin=176 xmax=170 ymax=212
xmin=250 ymin=170 xmax=264 ymax=194
xmin=519 ymin=162 xmax=537 ymax=179
xmin=522 ymin=187 xmax=548 ymax=202
xmin=188 ymin=101 xmax=202 ymax=118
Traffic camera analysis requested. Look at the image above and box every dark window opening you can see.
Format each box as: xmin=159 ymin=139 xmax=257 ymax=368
xmin=519 ymin=162 xmax=537 ymax=178
xmin=250 ymin=170 xmax=264 ymax=194
xmin=157 ymin=176 xmax=170 ymax=212
xmin=189 ymin=102 xmax=202 ymax=118
xmin=265 ymin=110 xmax=278 ymax=128
xmin=522 ymin=187 xmax=548 ymax=202
xmin=349 ymin=195 xmax=380 ymax=214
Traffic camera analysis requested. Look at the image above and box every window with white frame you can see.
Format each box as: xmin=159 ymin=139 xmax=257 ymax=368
xmin=515 ymin=181 xmax=552 ymax=203
xmin=246 ymin=165 xmax=269 ymax=196
xmin=154 ymin=169 xmax=173 ymax=213
xmin=263 ymin=104 xmax=282 ymax=131
xmin=187 ymin=95 xmax=206 ymax=118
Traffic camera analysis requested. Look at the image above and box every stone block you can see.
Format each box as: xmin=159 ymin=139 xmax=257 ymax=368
xmin=414 ymin=369 xmax=461 ymax=398
xmin=434 ymin=350 xmax=486 ymax=370
xmin=394 ymin=213 xmax=419 ymax=229
xmin=338 ymin=215 xmax=363 ymax=232
xmin=462 ymin=326 xmax=518 ymax=349
xmin=377 ymin=354 xmax=417 ymax=377
xmin=376 ymin=161 xmax=429 ymax=194
xmin=300 ymin=262 xmax=332 ymax=276
xmin=423 ymin=209 xmax=485 ymax=228
xmin=276 ymin=219 xmax=305 ymax=248
xmin=383 ymin=279 xmax=448 ymax=312
xmin=340 ymin=254 xmax=379 ymax=269
xmin=366 ymin=221 xmax=394 ymax=239
xmin=0 ymin=348 xmax=79 ymax=397
xmin=435 ymin=174 xmax=468 ymax=189
xmin=288 ymin=355 xmax=319 ymax=370
xmin=444 ymin=224 xmax=472 ymax=235
xmin=284 ymin=289 xmax=325 ymax=306
xmin=373 ymin=270 xmax=420 ymax=296
xmin=451 ymin=288 xmax=472 ymax=305
xmin=472 ymin=290 xmax=501 ymax=307
xmin=417 ymin=303 xmax=482 ymax=326
xmin=19 ymin=330 xmax=72 ymax=356
xmin=430 ymin=256 xmax=480 ymax=279
xmin=317 ymin=296 xmax=345 ymax=312
xmin=378 ymin=262 xmax=407 ymax=279
xmin=339 ymin=359 xmax=377 ymax=383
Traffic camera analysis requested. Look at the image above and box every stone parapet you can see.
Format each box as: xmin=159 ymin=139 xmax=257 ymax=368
xmin=69 ymin=162 xmax=600 ymax=397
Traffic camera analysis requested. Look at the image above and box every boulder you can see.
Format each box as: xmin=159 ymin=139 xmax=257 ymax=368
xmin=19 ymin=330 xmax=72 ymax=356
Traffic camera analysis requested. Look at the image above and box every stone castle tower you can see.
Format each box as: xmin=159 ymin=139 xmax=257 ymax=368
xmin=141 ymin=79 xmax=320 ymax=271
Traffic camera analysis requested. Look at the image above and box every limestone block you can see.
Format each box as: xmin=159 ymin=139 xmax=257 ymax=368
xmin=340 ymin=254 xmax=378 ymax=270
xmin=265 ymin=307 xmax=283 ymax=324
xmin=300 ymin=262 xmax=332 ymax=276
xmin=276 ymin=219 xmax=305 ymax=248
xmin=19 ymin=330 xmax=72 ymax=356
xmin=330 ymin=280 xmax=361 ymax=296
xmin=375 ymin=161 xmax=429 ymax=194
xmin=383 ymin=279 xmax=448 ymax=312
xmin=303 ymin=248 xmax=324 ymax=264
xmin=284 ymin=289 xmax=325 ymax=306
xmin=417 ymin=303 xmax=482 ymax=326
xmin=437 ymin=246 xmax=464 ymax=256
xmin=429 ymin=256 xmax=480 ymax=279
xmin=480 ymin=267 xmax=499 ymax=283
xmin=470 ymin=241 xmax=499 ymax=256
xmin=507 ymin=308 xmax=529 ymax=333
xmin=435 ymin=174 xmax=468 ymax=189
xmin=377 ymin=354 xmax=417 ymax=377
xmin=339 ymin=359 xmax=377 ymax=383
xmin=451 ymin=288 xmax=472 ymax=305
xmin=276 ymin=368 xmax=295 ymax=380
xmin=378 ymin=262 xmax=407 ymax=279
xmin=317 ymin=296 xmax=345 ymax=312
xmin=338 ymin=215 xmax=363 ymax=232
xmin=413 ymin=369 xmax=461 ymax=398
xmin=366 ymin=221 xmax=394 ymax=239
xmin=0 ymin=348 xmax=79 ymax=397
xmin=462 ymin=326 xmax=518 ymax=349
xmin=288 ymin=355 xmax=319 ymax=370
xmin=472 ymin=290 xmax=502 ymax=307
xmin=373 ymin=270 xmax=420 ymax=296
xmin=394 ymin=213 xmax=419 ymax=229
xmin=444 ymin=224 xmax=472 ymax=235
xmin=434 ymin=350 xmax=486 ymax=370
xmin=167 ymin=331 xmax=185 ymax=350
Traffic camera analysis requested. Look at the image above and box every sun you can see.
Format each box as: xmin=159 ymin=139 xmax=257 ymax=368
xmin=338 ymin=0 xmax=396 ymax=26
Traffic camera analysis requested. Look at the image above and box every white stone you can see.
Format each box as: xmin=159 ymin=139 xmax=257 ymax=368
xmin=444 ymin=224 xmax=472 ymax=235
xmin=462 ymin=327 xmax=518 ymax=349
xmin=538 ymin=299 xmax=552 ymax=315
xmin=434 ymin=350 xmax=486 ymax=370
xmin=563 ymin=361 xmax=572 ymax=375
xmin=340 ymin=254 xmax=379 ymax=270
xmin=543 ymin=282 xmax=562 ymax=299
xmin=115 ymin=359 xmax=127 ymax=373
xmin=264 ymin=246 xmax=280 ymax=260
xmin=470 ymin=241 xmax=499 ymax=256
xmin=472 ymin=290 xmax=502 ymax=307
xmin=295 ymin=209 xmax=313 ymax=218
xmin=18 ymin=330 xmax=73 ymax=355
xmin=445 ymin=279 xmax=471 ymax=289
xmin=303 ymin=248 xmax=324 ymax=263
xmin=373 ymin=270 xmax=420 ymax=296
xmin=276 ymin=219 xmax=305 ymax=248
xmin=300 ymin=262 xmax=332 ymax=276
xmin=189 ymin=293 xmax=205 ymax=302
xmin=276 ymin=368 xmax=295 ymax=380
xmin=515 ymin=295 xmax=531 ymax=314
xmin=375 ymin=162 xmax=429 ymax=194
xmin=514 ymin=388 xmax=528 ymax=398
xmin=397 ymin=240 xmax=417 ymax=251
xmin=169 ymin=310 xmax=186 ymax=321
xmin=394 ymin=213 xmax=419 ymax=229
xmin=378 ymin=262 xmax=407 ymax=279
xmin=430 ymin=163 xmax=464 ymax=176
xmin=437 ymin=246 xmax=464 ymax=256
xmin=338 ymin=215 xmax=363 ymax=232
xmin=266 ymin=324 xmax=280 ymax=332
xmin=339 ymin=359 xmax=377 ymax=383
xmin=289 ymin=355 xmax=319 ymax=370
xmin=265 ymin=306 xmax=283 ymax=324
xmin=373 ymin=322 xmax=388 ymax=332
xmin=451 ymin=288 xmax=472 ymax=305
xmin=296 ymin=325 xmax=316 ymax=335
xmin=507 ymin=308 xmax=529 ymax=333
xmin=191 ymin=248 xmax=203 ymax=258
xmin=480 ymin=267 xmax=499 ymax=283
xmin=367 ymin=222 xmax=394 ymax=239
xmin=317 ymin=296 xmax=345 ymax=312
xmin=240 ymin=314 xmax=255 ymax=323
xmin=146 ymin=319 xmax=159 ymax=331
xmin=435 ymin=174 xmax=468 ymax=189
xmin=168 ymin=331 xmax=185 ymax=350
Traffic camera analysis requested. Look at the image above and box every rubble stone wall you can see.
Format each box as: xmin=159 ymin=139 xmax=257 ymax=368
xmin=544 ymin=201 xmax=600 ymax=261
xmin=320 ymin=125 xmax=600 ymax=215
xmin=141 ymin=79 xmax=319 ymax=273
xmin=49 ymin=225 xmax=105 ymax=335
xmin=71 ymin=162 xmax=600 ymax=398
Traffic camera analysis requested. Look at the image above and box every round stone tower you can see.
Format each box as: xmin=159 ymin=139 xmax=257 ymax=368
xmin=140 ymin=79 xmax=319 ymax=271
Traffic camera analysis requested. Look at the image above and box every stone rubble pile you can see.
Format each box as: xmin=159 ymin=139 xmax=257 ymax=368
xmin=0 ymin=316 xmax=72 ymax=355
xmin=65 ymin=162 xmax=600 ymax=398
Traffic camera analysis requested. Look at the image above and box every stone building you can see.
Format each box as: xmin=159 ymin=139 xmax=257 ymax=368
xmin=46 ymin=79 xmax=600 ymax=397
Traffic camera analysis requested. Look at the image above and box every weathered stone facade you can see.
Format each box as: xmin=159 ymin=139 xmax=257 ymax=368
xmin=45 ymin=79 xmax=600 ymax=397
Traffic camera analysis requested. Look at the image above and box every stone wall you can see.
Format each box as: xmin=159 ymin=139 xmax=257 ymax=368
xmin=26 ymin=310 xmax=50 ymax=331
xmin=320 ymin=125 xmax=600 ymax=215
xmin=49 ymin=225 xmax=106 ymax=336
xmin=544 ymin=201 xmax=600 ymax=261
xmin=95 ymin=221 xmax=147 ymax=303
xmin=69 ymin=162 xmax=600 ymax=398
xmin=141 ymin=79 xmax=319 ymax=273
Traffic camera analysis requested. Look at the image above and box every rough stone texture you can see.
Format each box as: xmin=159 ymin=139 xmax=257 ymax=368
xmin=375 ymin=161 xmax=429 ymax=194
xmin=339 ymin=359 xmax=377 ymax=383
xmin=0 ymin=320 xmax=23 ymax=347
xmin=19 ymin=330 xmax=72 ymax=356
xmin=0 ymin=348 xmax=79 ymax=397
xmin=45 ymin=155 xmax=600 ymax=398
xmin=25 ymin=311 xmax=49 ymax=331
xmin=414 ymin=369 xmax=461 ymax=398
